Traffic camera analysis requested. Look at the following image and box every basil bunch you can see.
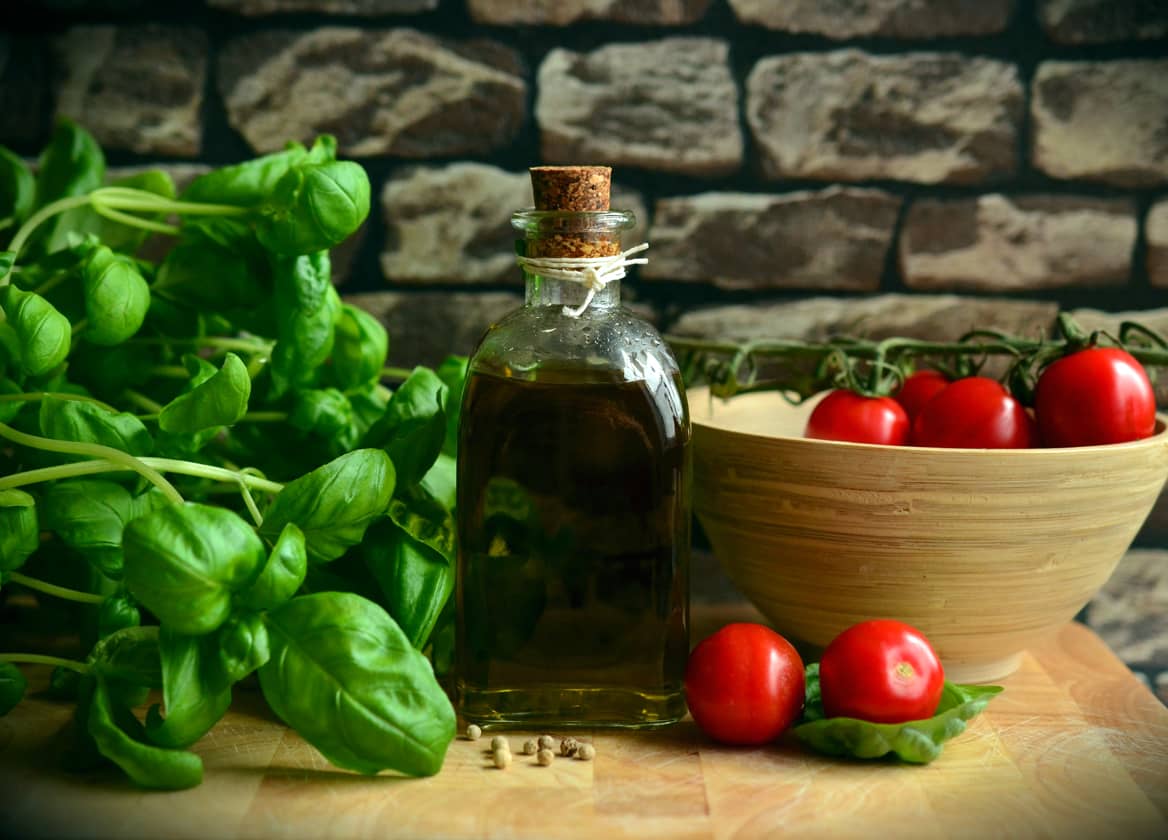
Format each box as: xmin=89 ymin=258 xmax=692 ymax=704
xmin=0 ymin=120 xmax=461 ymax=789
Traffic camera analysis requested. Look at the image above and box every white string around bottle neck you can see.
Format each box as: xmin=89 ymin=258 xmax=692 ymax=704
xmin=515 ymin=242 xmax=649 ymax=319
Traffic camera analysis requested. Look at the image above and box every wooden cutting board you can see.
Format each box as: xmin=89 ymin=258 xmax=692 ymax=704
xmin=2 ymin=608 xmax=1166 ymax=840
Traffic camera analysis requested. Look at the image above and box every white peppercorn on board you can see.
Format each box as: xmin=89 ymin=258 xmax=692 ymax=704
xmin=2 ymin=609 xmax=1166 ymax=840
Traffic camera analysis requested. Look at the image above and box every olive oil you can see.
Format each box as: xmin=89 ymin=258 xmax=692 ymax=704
xmin=456 ymin=368 xmax=691 ymax=727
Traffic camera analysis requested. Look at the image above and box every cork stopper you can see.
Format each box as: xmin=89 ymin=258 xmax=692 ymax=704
xmin=527 ymin=166 xmax=620 ymax=258
xmin=531 ymin=166 xmax=612 ymax=212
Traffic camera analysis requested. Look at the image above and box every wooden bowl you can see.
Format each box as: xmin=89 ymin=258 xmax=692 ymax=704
xmin=691 ymin=387 xmax=1168 ymax=683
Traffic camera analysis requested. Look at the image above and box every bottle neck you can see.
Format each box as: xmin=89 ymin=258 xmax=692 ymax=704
xmin=524 ymin=273 xmax=621 ymax=312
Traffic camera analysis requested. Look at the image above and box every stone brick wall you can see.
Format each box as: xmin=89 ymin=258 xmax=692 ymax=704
xmin=3 ymin=0 xmax=1167 ymax=697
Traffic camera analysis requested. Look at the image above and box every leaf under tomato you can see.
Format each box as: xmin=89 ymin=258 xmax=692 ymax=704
xmin=793 ymin=663 xmax=1002 ymax=764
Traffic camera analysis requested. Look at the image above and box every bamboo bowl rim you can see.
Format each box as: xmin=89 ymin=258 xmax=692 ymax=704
xmin=689 ymin=386 xmax=1168 ymax=457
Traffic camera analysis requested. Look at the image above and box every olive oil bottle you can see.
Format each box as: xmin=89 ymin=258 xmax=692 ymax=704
xmin=456 ymin=166 xmax=691 ymax=728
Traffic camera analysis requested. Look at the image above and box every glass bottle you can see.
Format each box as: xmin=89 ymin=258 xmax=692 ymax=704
xmin=455 ymin=166 xmax=691 ymax=728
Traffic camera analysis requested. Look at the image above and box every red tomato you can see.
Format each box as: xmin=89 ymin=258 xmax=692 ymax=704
xmin=911 ymin=376 xmax=1036 ymax=448
xmin=1034 ymin=347 xmax=1156 ymax=447
xmin=894 ymin=369 xmax=949 ymax=421
xmin=818 ymin=619 xmax=945 ymax=724
xmin=805 ymin=390 xmax=909 ymax=446
xmin=685 ymin=623 xmax=805 ymax=745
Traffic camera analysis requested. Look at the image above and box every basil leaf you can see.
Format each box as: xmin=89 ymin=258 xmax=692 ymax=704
xmin=80 ymin=245 xmax=151 ymax=346
xmin=259 ymin=592 xmax=455 ymax=777
xmin=181 ymin=141 xmax=308 ymax=206
xmin=289 ymin=387 xmax=354 ymax=448
xmin=435 ymin=355 xmax=468 ymax=457
xmin=362 ymin=517 xmax=453 ymax=650
xmin=793 ymin=663 xmax=1004 ymax=764
xmin=89 ymin=675 xmax=204 ymax=790
xmin=360 ymin=366 xmax=447 ymax=487
xmin=256 ymin=160 xmax=371 ymax=256
xmin=388 ymin=483 xmax=454 ymax=564
xmin=154 ymin=227 xmax=269 ymax=313
xmin=39 ymin=396 xmax=152 ymax=456
xmin=123 ymin=503 xmax=266 ymax=636
xmin=269 ymin=251 xmax=337 ymax=397
xmin=0 ymin=285 xmax=71 ymax=377
xmin=30 ymin=119 xmax=104 ymax=253
xmin=420 ymin=452 xmax=456 ymax=514
xmin=98 ymin=593 xmax=140 ymax=639
xmin=88 ymin=625 xmax=162 ymax=689
xmin=0 ymin=488 xmax=38 ymax=572
xmin=330 ymin=303 xmax=388 ymax=390
xmin=0 ymin=147 xmax=35 ymax=225
xmin=158 ymin=352 xmax=251 ymax=434
xmin=215 ymin=612 xmax=270 ymax=686
xmin=145 ymin=629 xmax=232 ymax=750
xmin=0 ymin=662 xmax=27 ymax=716
xmin=239 ymin=522 xmax=306 ymax=611
xmin=40 ymin=479 xmax=134 ymax=577
xmin=259 ymin=449 xmax=395 ymax=565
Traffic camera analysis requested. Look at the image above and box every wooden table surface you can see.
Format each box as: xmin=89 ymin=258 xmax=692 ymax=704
xmin=2 ymin=608 xmax=1167 ymax=840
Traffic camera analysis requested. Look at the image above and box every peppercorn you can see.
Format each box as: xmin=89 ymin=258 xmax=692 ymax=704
xmin=493 ymin=748 xmax=512 ymax=769
xmin=537 ymin=734 xmax=555 ymax=751
xmin=490 ymin=735 xmax=509 ymax=752
xmin=536 ymin=748 xmax=554 ymax=766
xmin=577 ymin=743 xmax=596 ymax=761
xmin=466 ymin=724 xmax=482 ymax=741
xmin=560 ymin=737 xmax=579 ymax=757
xmin=522 ymin=739 xmax=537 ymax=755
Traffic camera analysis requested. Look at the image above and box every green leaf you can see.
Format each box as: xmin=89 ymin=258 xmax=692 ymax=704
xmin=88 ymin=625 xmax=162 ymax=689
xmin=256 ymin=160 xmax=371 ymax=256
xmin=388 ymin=483 xmax=454 ymax=564
xmin=40 ymin=479 xmax=135 ymax=577
xmin=98 ymin=593 xmax=141 ymax=639
xmin=259 ymin=592 xmax=455 ymax=777
xmin=145 ymin=628 xmax=232 ymax=750
xmin=123 ymin=503 xmax=266 ymax=636
xmin=360 ymin=366 xmax=447 ymax=487
xmin=181 ymin=141 xmax=308 ymax=206
xmin=0 ymin=250 xmax=14 ymax=278
xmin=214 ymin=612 xmax=270 ymax=686
xmin=0 ymin=147 xmax=35 ymax=225
xmin=269 ymin=251 xmax=338 ymax=397
xmin=153 ymin=228 xmax=268 ymax=313
xmin=362 ymin=517 xmax=454 ymax=650
xmin=289 ymin=388 xmax=354 ymax=443
xmin=30 ymin=119 xmax=104 ymax=253
xmin=239 ymin=522 xmax=307 ymax=611
xmin=435 ymin=355 xmax=468 ymax=457
xmin=0 ymin=488 xmax=38 ymax=572
xmin=792 ymin=663 xmax=1004 ymax=764
xmin=158 ymin=352 xmax=251 ymax=434
xmin=0 ymin=285 xmax=71 ymax=377
xmin=0 ymin=661 xmax=27 ymax=716
xmin=420 ymin=453 xmax=456 ymax=514
xmin=39 ymin=396 xmax=152 ymax=456
xmin=89 ymin=675 xmax=204 ymax=790
xmin=259 ymin=449 xmax=396 ymax=565
xmin=80 ymin=245 xmax=151 ymax=346
xmin=330 ymin=303 xmax=388 ymax=390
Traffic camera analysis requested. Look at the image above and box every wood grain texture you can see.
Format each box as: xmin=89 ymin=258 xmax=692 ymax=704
xmin=690 ymin=388 xmax=1168 ymax=683
xmin=1 ymin=615 xmax=1165 ymax=840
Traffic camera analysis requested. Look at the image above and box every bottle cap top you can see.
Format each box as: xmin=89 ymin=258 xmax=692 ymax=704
xmin=530 ymin=166 xmax=612 ymax=212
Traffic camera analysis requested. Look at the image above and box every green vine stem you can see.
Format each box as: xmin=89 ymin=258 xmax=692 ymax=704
xmin=667 ymin=324 xmax=1168 ymax=400
xmin=4 ymin=572 xmax=106 ymax=605
xmin=0 ymin=653 xmax=91 ymax=674
xmin=0 ymin=456 xmax=285 ymax=496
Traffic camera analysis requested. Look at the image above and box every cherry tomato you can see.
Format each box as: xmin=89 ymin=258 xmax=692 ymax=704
xmin=894 ymin=369 xmax=949 ymax=421
xmin=685 ymin=623 xmax=805 ymax=746
xmin=805 ymin=389 xmax=909 ymax=446
xmin=1034 ymin=347 xmax=1156 ymax=447
xmin=818 ymin=619 xmax=944 ymax=724
xmin=911 ymin=376 xmax=1036 ymax=449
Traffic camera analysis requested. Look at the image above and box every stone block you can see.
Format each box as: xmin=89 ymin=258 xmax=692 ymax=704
xmin=536 ymin=38 xmax=742 ymax=177
xmin=218 ymin=28 xmax=525 ymax=157
xmin=642 ymin=187 xmax=900 ymax=291
xmin=380 ymin=162 xmax=647 ymax=285
xmin=469 ymin=0 xmax=712 ymax=25
xmin=52 ymin=25 xmax=207 ymax=157
xmin=1031 ymin=60 xmax=1168 ymax=187
xmin=1037 ymin=0 xmax=1168 ymax=44
xmin=343 ymin=291 xmax=523 ymax=368
xmin=900 ymin=194 xmax=1136 ymax=292
xmin=0 ymin=34 xmax=50 ymax=147
xmin=728 ymin=0 xmax=1014 ymax=39
xmin=210 ymin=0 xmax=437 ymax=13
xmin=1148 ymin=201 xmax=1168 ymax=288
xmin=747 ymin=50 xmax=1022 ymax=184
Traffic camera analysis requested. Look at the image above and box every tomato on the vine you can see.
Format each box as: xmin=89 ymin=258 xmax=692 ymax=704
xmin=805 ymin=389 xmax=909 ymax=446
xmin=894 ymin=369 xmax=949 ymax=421
xmin=911 ymin=376 xmax=1036 ymax=449
xmin=1034 ymin=347 xmax=1156 ymax=447
xmin=818 ymin=619 xmax=944 ymax=724
xmin=685 ymin=623 xmax=805 ymax=745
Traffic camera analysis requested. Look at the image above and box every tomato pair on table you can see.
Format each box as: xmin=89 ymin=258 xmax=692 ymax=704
xmin=804 ymin=346 xmax=1156 ymax=449
xmin=684 ymin=619 xmax=944 ymax=745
